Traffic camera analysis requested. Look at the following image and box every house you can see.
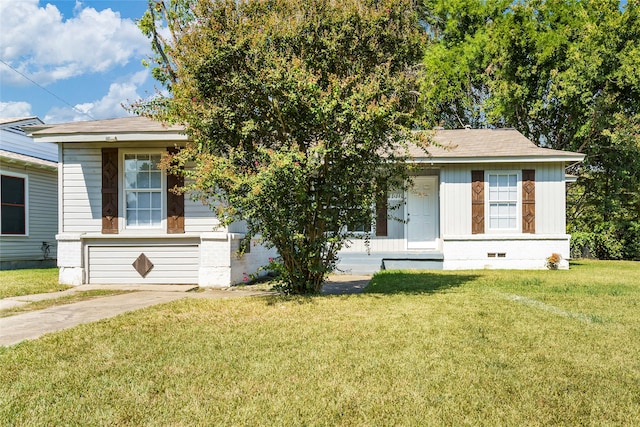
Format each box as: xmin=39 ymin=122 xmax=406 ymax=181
xmin=337 ymin=128 xmax=585 ymax=272
xmin=27 ymin=117 xmax=275 ymax=286
xmin=27 ymin=116 xmax=584 ymax=286
xmin=0 ymin=117 xmax=58 ymax=270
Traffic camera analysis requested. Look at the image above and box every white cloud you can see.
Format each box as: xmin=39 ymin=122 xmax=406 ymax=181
xmin=43 ymin=70 xmax=151 ymax=123
xmin=0 ymin=101 xmax=33 ymax=118
xmin=0 ymin=0 xmax=150 ymax=86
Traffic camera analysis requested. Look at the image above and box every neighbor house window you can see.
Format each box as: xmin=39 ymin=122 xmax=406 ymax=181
xmin=124 ymin=153 xmax=163 ymax=228
xmin=1 ymin=174 xmax=27 ymax=235
xmin=488 ymin=172 xmax=517 ymax=230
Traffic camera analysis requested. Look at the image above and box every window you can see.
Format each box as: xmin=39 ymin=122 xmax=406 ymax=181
xmin=347 ymin=220 xmax=372 ymax=233
xmin=488 ymin=172 xmax=517 ymax=230
xmin=1 ymin=174 xmax=27 ymax=235
xmin=124 ymin=153 xmax=163 ymax=228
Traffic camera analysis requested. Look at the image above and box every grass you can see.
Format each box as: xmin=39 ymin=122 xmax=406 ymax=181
xmin=1 ymin=260 xmax=639 ymax=425
xmin=0 ymin=290 xmax=131 ymax=318
xmin=0 ymin=268 xmax=68 ymax=298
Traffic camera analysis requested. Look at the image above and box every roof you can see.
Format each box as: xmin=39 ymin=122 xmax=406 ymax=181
xmin=0 ymin=149 xmax=58 ymax=169
xmin=0 ymin=117 xmax=42 ymax=126
xmin=26 ymin=116 xmax=584 ymax=163
xmin=0 ymin=117 xmax=44 ymax=135
xmin=26 ymin=116 xmax=187 ymax=143
xmin=408 ymin=128 xmax=584 ymax=163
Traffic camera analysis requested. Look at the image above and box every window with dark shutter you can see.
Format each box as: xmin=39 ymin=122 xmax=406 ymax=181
xmin=166 ymin=147 xmax=185 ymax=234
xmin=101 ymin=148 xmax=119 ymax=234
xmin=522 ymin=169 xmax=535 ymax=234
xmin=471 ymin=170 xmax=484 ymax=234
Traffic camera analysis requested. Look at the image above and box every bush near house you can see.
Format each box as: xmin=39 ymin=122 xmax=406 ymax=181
xmin=571 ymin=221 xmax=640 ymax=260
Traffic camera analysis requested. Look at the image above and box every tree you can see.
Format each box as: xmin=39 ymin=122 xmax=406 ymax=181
xmin=421 ymin=0 xmax=640 ymax=259
xmin=135 ymin=0 xmax=426 ymax=293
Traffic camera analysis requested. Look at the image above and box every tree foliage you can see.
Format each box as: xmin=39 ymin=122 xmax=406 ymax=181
xmin=136 ymin=0 xmax=426 ymax=293
xmin=422 ymin=0 xmax=640 ymax=259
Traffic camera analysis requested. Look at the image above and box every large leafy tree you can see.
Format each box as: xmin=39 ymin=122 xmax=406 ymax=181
xmin=136 ymin=0 xmax=426 ymax=293
xmin=422 ymin=0 xmax=640 ymax=259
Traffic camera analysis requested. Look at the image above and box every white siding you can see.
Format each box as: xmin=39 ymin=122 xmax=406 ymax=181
xmin=0 ymin=161 xmax=58 ymax=263
xmin=440 ymin=165 xmax=472 ymax=236
xmin=440 ymin=162 xmax=568 ymax=236
xmin=61 ymin=145 xmax=102 ymax=233
xmin=185 ymin=197 xmax=220 ymax=233
xmin=535 ymin=163 xmax=566 ymax=234
xmin=87 ymin=243 xmax=199 ymax=284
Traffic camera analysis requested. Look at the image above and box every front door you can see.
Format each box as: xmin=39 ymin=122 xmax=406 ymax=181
xmin=406 ymin=176 xmax=438 ymax=249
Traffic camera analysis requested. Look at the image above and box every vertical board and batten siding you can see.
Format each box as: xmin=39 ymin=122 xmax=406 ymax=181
xmin=61 ymin=145 xmax=102 ymax=233
xmin=440 ymin=162 xmax=567 ymax=236
xmin=0 ymin=161 xmax=58 ymax=261
xmin=440 ymin=165 xmax=473 ymax=236
xmin=534 ymin=163 xmax=566 ymax=234
xmin=87 ymin=243 xmax=200 ymax=284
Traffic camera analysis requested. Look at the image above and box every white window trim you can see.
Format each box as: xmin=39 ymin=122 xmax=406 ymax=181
xmin=119 ymin=149 xmax=166 ymax=233
xmin=0 ymin=171 xmax=29 ymax=236
xmin=485 ymin=170 xmax=521 ymax=233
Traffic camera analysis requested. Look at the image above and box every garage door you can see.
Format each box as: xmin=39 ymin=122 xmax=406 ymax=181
xmin=88 ymin=245 xmax=200 ymax=284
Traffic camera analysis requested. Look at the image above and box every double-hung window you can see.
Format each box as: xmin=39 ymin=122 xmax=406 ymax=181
xmin=488 ymin=172 xmax=518 ymax=230
xmin=124 ymin=153 xmax=163 ymax=228
xmin=1 ymin=174 xmax=27 ymax=235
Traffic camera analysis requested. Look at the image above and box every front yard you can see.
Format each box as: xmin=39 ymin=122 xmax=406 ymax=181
xmin=1 ymin=260 xmax=639 ymax=425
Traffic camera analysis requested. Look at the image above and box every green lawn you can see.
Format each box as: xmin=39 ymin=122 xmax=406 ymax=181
xmin=0 ymin=268 xmax=67 ymax=298
xmin=1 ymin=260 xmax=639 ymax=425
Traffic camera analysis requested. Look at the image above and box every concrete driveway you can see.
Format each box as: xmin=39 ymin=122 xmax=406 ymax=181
xmin=0 ymin=276 xmax=370 ymax=347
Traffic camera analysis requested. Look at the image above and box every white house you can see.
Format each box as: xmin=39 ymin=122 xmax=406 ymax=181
xmin=27 ymin=117 xmax=275 ymax=286
xmin=0 ymin=117 xmax=58 ymax=270
xmin=28 ymin=117 xmax=583 ymax=286
xmin=337 ymin=128 xmax=585 ymax=272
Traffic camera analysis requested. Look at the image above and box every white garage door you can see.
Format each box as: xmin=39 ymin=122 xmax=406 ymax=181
xmin=88 ymin=245 xmax=200 ymax=284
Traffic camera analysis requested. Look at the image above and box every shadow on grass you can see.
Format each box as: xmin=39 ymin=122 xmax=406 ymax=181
xmin=363 ymin=271 xmax=479 ymax=295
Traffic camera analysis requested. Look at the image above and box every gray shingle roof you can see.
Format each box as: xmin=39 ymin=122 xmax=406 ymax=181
xmin=26 ymin=116 xmax=584 ymax=162
xmin=408 ymin=128 xmax=584 ymax=162
xmin=27 ymin=116 xmax=183 ymax=135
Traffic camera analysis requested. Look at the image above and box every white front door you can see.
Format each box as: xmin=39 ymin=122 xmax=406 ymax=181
xmin=406 ymin=176 xmax=438 ymax=249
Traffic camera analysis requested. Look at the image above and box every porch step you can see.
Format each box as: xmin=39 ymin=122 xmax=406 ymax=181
xmin=336 ymin=251 xmax=444 ymax=275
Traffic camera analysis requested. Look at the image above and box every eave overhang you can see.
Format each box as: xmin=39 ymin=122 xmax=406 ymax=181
xmin=0 ymin=150 xmax=58 ymax=170
xmin=407 ymin=153 xmax=585 ymax=164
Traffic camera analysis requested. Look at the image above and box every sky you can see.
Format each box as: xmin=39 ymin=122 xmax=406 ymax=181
xmin=0 ymin=0 xmax=158 ymax=124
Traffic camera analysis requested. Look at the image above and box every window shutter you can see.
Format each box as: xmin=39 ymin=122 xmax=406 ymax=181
xmin=101 ymin=148 xmax=119 ymax=234
xmin=375 ymin=183 xmax=388 ymax=237
xmin=471 ymin=170 xmax=484 ymax=234
xmin=522 ymin=169 xmax=535 ymax=234
xmin=166 ymin=147 xmax=185 ymax=234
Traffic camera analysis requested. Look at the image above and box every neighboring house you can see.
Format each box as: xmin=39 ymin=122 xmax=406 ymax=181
xmin=0 ymin=117 xmax=58 ymax=270
xmin=27 ymin=116 xmax=584 ymax=285
xmin=338 ymin=128 xmax=585 ymax=273
xmin=27 ymin=117 xmax=275 ymax=286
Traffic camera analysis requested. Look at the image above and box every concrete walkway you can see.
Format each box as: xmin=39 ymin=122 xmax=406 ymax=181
xmin=0 ymin=275 xmax=370 ymax=348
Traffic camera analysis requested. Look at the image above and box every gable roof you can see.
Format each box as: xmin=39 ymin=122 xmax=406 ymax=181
xmin=26 ymin=116 xmax=186 ymax=143
xmin=408 ymin=128 xmax=584 ymax=164
xmin=0 ymin=117 xmax=44 ymax=135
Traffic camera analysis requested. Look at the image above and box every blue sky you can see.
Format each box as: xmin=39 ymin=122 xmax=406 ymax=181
xmin=0 ymin=0 xmax=157 ymax=123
